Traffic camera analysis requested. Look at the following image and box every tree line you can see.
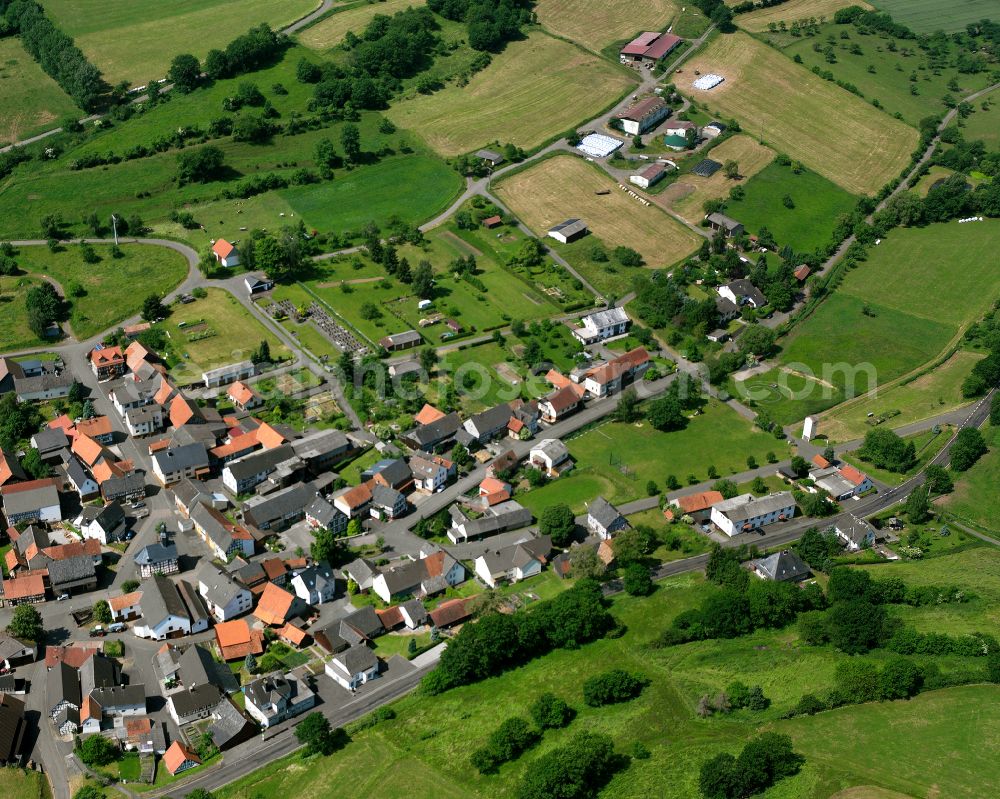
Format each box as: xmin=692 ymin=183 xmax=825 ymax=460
xmin=428 ymin=0 xmax=532 ymax=53
xmin=3 ymin=0 xmax=108 ymax=111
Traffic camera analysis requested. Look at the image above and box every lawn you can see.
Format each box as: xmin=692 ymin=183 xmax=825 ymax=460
xmin=737 ymin=0 xmax=872 ymax=32
xmin=669 ymin=134 xmax=776 ymax=224
xmin=819 ymin=350 xmax=984 ymax=443
xmin=0 ymin=275 xmax=51 ymax=351
xmin=721 ymin=160 xmax=859 ymax=252
xmin=0 ymin=37 xmax=81 ymax=145
xmin=519 ymin=400 xmax=780 ymax=513
xmin=944 ymin=425 xmax=1000 ymax=535
xmin=840 ymin=424 xmax=953 ymax=486
xmin=495 ymin=155 xmax=702 ymax=271
xmin=298 ymin=0 xmax=427 ymax=49
xmin=780 ymin=22 xmax=994 ymax=127
xmin=955 ymin=96 xmax=1000 ymax=149
xmin=680 ymin=32 xmax=918 ymax=195
xmin=438 ymin=342 xmax=528 ymax=414
xmin=386 ymin=32 xmax=635 ymax=156
xmin=157 ymin=288 xmax=290 ymax=379
xmin=869 ymin=0 xmax=998 ymax=33
xmin=43 ymin=0 xmax=318 ymax=85
xmin=626 ymin=508 xmax=714 ymax=562
xmin=1 ymin=768 xmax=50 ymax=799
xmin=535 ymin=0 xmax=678 ymax=55
xmin=15 ymin=243 xmax=189 ymax=339
xmin=778 ymin=684 xmax=1000 ymax=798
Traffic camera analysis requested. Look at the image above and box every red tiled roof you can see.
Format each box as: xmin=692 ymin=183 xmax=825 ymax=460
xmin=673 ymin=490 xmax=724 ymax=514
xmin=253 ymin=582 xmax=296 ymax=626
xmin=48 ymin=415 xmax=77 ymax=437
xmin=169 ymin=394 xmax=198 ymax=428
xmin=90 ymin=346 xmax=124 ymax=367
xmin=255 ymin=422 xmax=286 ymax=450
xmin=153 ymin=379 xmax=176 ymax=407
xmin=545 ymin=369 xmax=571 ymax=389
xmin=42 ymin=539 xmax=101 ymax=561
xmin=377 ymin=606 xmax=403 ymax=629
xmin=338 ymin=482 xmax=373 ymax=510
xmin=278 ymin=623 xmax=308 ymax=646
xmin=228 ymin=381 xmax=258 ymax=407
xmin=414 ymin=403 xmax=446 ymax=425
xmin=1 ymin=573 xmax=45 ymax=600
xmin=839 ymin=464 xmax=868 ymax=487
xmin=212 ymin=239 xmax=236 ymax=259
xmin=1 ymin=477 xmax=58 ymax=497
xmin=72 ymin=434 xmax=105 ymax=467
xmin=124 ymin=341 xmax=152 ymax=372
xmin=794 ymin=265 xmax=812 ymax=281
xmin=261 ymin=558 xmax=287 ymax=581
xmin=76 ymin=416 xmax=114 ymax=440
xmin=428 ymin=598 xmax=472 ymax=628
xmin=110 ymin=591 xmax=143 ymax=611
xmin=811 ymin=454 xmax=830 ymax=469
xmin=543 ymin=384 xmax=584 ymax=413
xmin=163 ymin=741 xmax=200 ymax=775
xmin=45 ymin=643 xmax=101 ymax=669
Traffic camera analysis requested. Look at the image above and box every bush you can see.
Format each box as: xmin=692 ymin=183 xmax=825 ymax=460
xmin=699 ymin=733 xmax=803 ymax=799
xmin=515 ymin=732 xmax=625 ymax=799
xmin=529 ymin=693 xmax=574 ymax=729
xmin=78 ymin=734 xmax=118 ymax=766
xmin=470 ymin=717 xmax=539 ymax=774
xmin=622 ymin=562 xmax=654 ymax=596
xmin=582 ymin=669 xmax=648 ymax=707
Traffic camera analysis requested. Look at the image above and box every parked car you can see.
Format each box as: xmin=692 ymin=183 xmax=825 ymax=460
xmin=56 ymin=593 xmax=70 ymax=601
xmin=108 ymin=622 xmax=127 ymax=633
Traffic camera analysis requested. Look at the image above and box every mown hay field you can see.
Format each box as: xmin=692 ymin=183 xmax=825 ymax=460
xmin=535 ymin=0 xmax=678 ymax=54
xmin=681 ymin=32 xmax=918 ymax=195
xmin=735 ymin=0 xmax=872 ymax=32
xmin=0 ymin=38 xmax=81 ymax=144
xmin=43 ymin=0 xmax=317 ymax=85
xmin=495 ymin=154 xmax=702 ymax=269
xmin=386 ymin=33 xmax=635 ymax=156
xmin=670 ymin=134 xmax=775 ymax=223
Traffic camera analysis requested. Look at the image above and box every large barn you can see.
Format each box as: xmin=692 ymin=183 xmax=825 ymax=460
xmin=620 ymin=31 xmax=682 ymax=65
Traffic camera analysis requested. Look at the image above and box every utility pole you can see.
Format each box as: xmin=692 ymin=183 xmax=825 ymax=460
xmin=111 ymin=214 xmax=119 ymax=246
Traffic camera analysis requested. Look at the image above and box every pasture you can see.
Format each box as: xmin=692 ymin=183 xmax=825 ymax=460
xmin=736 ymin=0 xmax=872 ymax=32
xmin=819 ymin=350 xmax=985 ymax=442
xmin=2 ymin=768 xmax=50 ymax=799
xmin=158 ymin=289 xmax=290 ymax=378
xmin=780 ymin=685 xmax=1000 ymax=798
xmin=0 ymin=38 xmax=81 ymax=145
xmin=781 ymin=22 xmax=994 ymax=127
xmin=680 ymin=32 xmax=918 ymax=195
xmin=944 ymin=426 xmax=1000 ymax=536
xmin=494 ymin=155 xmax=702 ymax=270
xmin=43 ymin=0 xmax=318 ymax=86
xmin=669 ymin=134 xmax=776 ymax=224
xmin=722 ymin=161 xmax=858 ymax=253
xmin=385 ymin=33 xmax=635 ymax=156
xmin=534 ymin=0 xmax=678 ymax=55
xmin=869 ymin=0 xmax=998 ymax=33
xmin=955 ymin=96 xmax=1000 ymax=149
xmin=15 ymin=243 xmax=189 ymax=339
xmin=298 ymin=0 xmax=427 ymax=49
xmin=519 ymin=400 xmax=779 ymax=513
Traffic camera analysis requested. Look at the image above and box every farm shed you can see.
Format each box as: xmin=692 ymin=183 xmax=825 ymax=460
xmin=547 ymin=219 xmax=589 ymax=244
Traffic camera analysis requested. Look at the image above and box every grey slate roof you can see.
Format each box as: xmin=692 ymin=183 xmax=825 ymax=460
xmin=133 ymin=542 xmax=177 ymax=566
xmin=242 ymin=483 xmax=314 ymax=528
xmin=339 ymin=605 xmax=383 ymax=644
xmin=754 ymin=550 xmax=811 ymax=582
xmin=101 ymin=472 xmax=145 ymax=499
xmin=178 ymin=644 xmax=238 ymax=693
xmin=400 ymin=598 xmax=428 ymax=626
xmin=169 ymin=683 xmax=222 ymax=717
xmin=333 ymin=644 xmax=377 ymax=676
xmin=140 ymin=574 xmax=189 ymax=625
xmin=209 ymin=696 xmax=254 ymax=749
xmin=465 ymin=403 xmax=512 ymax=437
xmin=225 ymin=444 xmax=296 ymax=482
xmin=152 ymin=442 xmax=209 ymax=474
xmin=47 ymin=555 xmax=97 ymax=587
xmin=90 ymin=684 xmax=146 ymax=710
xmin=371 ymin=484 xmax=405 ymax=510
xmin=305 ymin=496 xmax=342 ymax=528
xmin=587 ymin=496 xmax=623 ymax=529
xmin=48 ymin=661 xmax=80 ymax=711
xmin=364 ymin=458 xmax=411 ymax=487
xmin=198 ymin=566 xmax=248 ymax=609
xmin=479 ymin=535 xmax=552 ymax=575
xmin=714 ymin=492 xmax=795 ymax=523
xmin=79 ymin=653 xmax=120 ymax=697
xmin=404 ymin=412 xmax=462 ymax=449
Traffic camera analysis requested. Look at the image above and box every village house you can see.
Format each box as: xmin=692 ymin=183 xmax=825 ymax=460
xmin=78 ymin=502 xmax=127 ymax=544
xmin=751 ymin=550 xmax=811 ymax=582
xmin=370 ymin=548 xmax=465 ymax=603
xmin=464 ymin=403 xmax=515 ymax=445
xmin=163 ymin=741 xmax=202 ymax=776
xmin=325 ymin=644 xmax=379 ymax=691
xmin=76 ymin=416 xmax=114 ymax=445
xmin=370 ymin=484 xmax=407 ymax=520
xmin=109 ymin=591 xmax=143 ymax=622
xmin=14 ymin=372 xmax=73 ymax=402
xmin=291 ymin=428 xmax=351 ymax=473
xmin=227 ymin=381 xmax=262 ymax=411
xmin=167 ymin=684 xmax=223 ymax=726
xmin=333 ymin=482 xmax=373 ymax=518
xmin=214 ymin=619 xmax=265 ymax=661
xmin=253 ymin=582 xmax=303 ymax=627
xmin=711 ymin=492 xmax=796 ymax=537
xmin=191 ymin=503 xmax=255 ymax=560
xmin=401 ymin=411 xmax=462 ymax=451
xmin=125 ymin=405 xmax=164 ymax=437
xmin=151 ymin=443 xmax=210 ymax=486
xmin=615 ymin=96 xmax=670 ymax=135
xmin=539 ymin=380 xmax=585 ymax=424
xmin=810 ymin=464 xmax=873 ymax=501
xmin=244 ymin=275 xmax=273 ymax=294
xmin=0 ymin=450 xmax=27 ymax=492
xmin=670 ymin=490 xmax=725 ymax=523
xmin=101 ymin=472 xmax=146 ymax=505
xmin=364 ymin=458 xmax=412 ymax=491
xmin=64 ymin=456 xmax=99 ymax=500
xmin=571 ymin=307 xmax=631 ymax=346
xmin=478 ymin=476 xmax=511 ymax=507
xmin=408 ymin=452 xmax=451 ymax=493
xmin=289 ymin=563 xmax=337 ymax=605
xmin=1 ymin=478 xmax=62 ymax=524
xmin=475 ymin=148 xmax=505 ymax=167
xmin=243 ymin=671 xmax=316 ymax=728
xmin=133 ymin=575 xmax=196 ymax=640
xmin=530 ymin=438 xmax=571 ymax=476
xmin=242 ymin=482 xmax=315 ymax=531
xmin=580 ymin=348 xmax=650 ymax=399
xmin=90 ymin=347 xmax=126 ymax=381
xmin=222 ymin=444 xmax=298 ymax=494
xmin=212 ymin=239 xmax=240 ymax=268
xmin=30 ymin=428 xmax=69 ymax=461
xmin=717 ymin=279 xmax=766 ymax=309
xmin=448 ymin=501 xmax=533 ymax=544
xmin=197 ymin=566 xmax=253 ymax=622
xmin=587 ymin=496 xmax=627 ymax=539
xmin=1 ymin=573 xmax=46 ymax=605
xmin=835 ymin=518 xmax=878 ymax=551
xmin=474 ymin=535 xmax=552 ymax=589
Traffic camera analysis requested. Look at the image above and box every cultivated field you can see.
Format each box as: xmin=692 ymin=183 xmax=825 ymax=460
xmin=669 ymin=134 xmax=775 ymax=223
xmin=43 ymin=0 xmax=318 ymax=86
xmin=723 ymin=161 xmax=858 ymax=252
xmin=681 ymin=32 xmax=918 ymax=195
xmin=736 ymin=0 xmax=872 ymax=32
xmin=158 ymin=289 xmax=290 ymax=378
xmin=534 ymin=0 xmax=677 ymax=54
xmin=495 ymin=155 xmax=702 ymax=269
xmin=298 ymin=0 xmax=427 ymax=49
xmin=781 ymin=22 xmax=994 ymax=127
xmin=0 ymin=38 xmax=81 ymax=145
xmin=386 ymin=33 xmax=635 ymax=156
xmin=819 ymin=350 xmax=985 ymax=442
xmin=16 ymin=243 xmax=189 ymax=339
xmin=869 ymin=0 xmax=998 ymax=33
